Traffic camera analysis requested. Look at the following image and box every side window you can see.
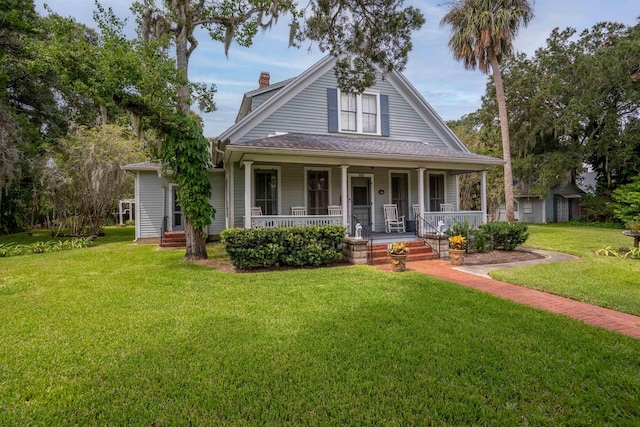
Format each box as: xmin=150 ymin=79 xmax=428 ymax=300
xmin=254 ymin=169 xmax=278 ymax=215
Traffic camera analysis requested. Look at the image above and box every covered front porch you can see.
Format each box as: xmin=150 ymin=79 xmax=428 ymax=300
xmin=223 ymin=133 xmax=503 ymax=234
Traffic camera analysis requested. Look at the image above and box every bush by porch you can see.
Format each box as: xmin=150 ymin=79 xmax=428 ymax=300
xmin=221 ymin=225 xmax=346 ymax=269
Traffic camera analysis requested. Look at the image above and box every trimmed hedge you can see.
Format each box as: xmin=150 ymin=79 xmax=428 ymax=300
xmin=479 ymin=222 xmax=529 ymax=251
xmin=220 ymin=225 xmax=346 ymax=270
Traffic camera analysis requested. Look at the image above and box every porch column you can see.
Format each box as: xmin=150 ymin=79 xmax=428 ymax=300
xmin=243 ymin=161 xmax=253 ymax=228
xmin=340 ymin=165 xmax=349 ymax=230
xmin=118 ymin=200 xmax=124 ymax=225
xmin=417 ymin=168 xmax=425 ymax=235
xmin=481 ymin=170 xmax=488 ymax=224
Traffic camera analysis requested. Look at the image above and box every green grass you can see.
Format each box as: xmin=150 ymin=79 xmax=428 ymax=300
xmin=491 ymin=223 xmax=640 ymax=316
xmin=1 ymin=227 xmax=639 ymax=425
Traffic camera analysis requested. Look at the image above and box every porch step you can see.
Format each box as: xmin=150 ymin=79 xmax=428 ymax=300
xmin=369 ymin=240 xmax=438 ymax=265
xmin=161 ymin=231 xmax=186 ymax=248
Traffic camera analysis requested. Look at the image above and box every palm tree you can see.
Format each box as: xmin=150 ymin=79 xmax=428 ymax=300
xmin=441 ymin=0 xmax=533 ymax=221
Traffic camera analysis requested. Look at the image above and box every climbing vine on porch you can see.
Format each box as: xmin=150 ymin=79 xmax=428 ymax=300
xmin=161 ymin=114 xmax=216 ymax=233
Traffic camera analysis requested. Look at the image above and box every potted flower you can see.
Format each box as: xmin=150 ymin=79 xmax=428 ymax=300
xmin=448 ymin=235 xmax=467 ymax=265
xmin=388 ymin=241 xmax=409 ymax=272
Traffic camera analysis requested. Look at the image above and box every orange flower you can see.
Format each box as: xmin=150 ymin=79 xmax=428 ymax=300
xmin=388 ymin=241 xmax=409 ymax=255
xmin=448 ymin=235 xmax=467 ymax=250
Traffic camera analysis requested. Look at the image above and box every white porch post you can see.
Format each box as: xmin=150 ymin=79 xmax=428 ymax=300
xmin=481 ymin=170 xmax=488 ymax=224
xmin=118 ymin=200 xmax=123 ymax=225
xmin=243 ymin=161 xmax=253 ymax=228
xmin=417 ymin=167 xmax=425 ymax=234
xmin=340 ymin=165 xmax=349 ymax=230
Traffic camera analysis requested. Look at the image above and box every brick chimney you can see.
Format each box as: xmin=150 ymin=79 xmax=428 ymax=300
xmin=258 ymin=71 xmax=270 ymax=88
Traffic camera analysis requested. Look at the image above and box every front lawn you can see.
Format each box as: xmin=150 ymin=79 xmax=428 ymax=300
xmin=1 ymin=227 xmax=639 ymax=425
xmin=491 ymin=223 xmax=640 ymax=315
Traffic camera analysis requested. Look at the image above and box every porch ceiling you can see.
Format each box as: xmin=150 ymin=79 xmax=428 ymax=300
xmin=226 ymin=133 xmax=504 ymax=170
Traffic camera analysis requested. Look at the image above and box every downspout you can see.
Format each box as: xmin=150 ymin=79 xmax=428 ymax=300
xmin=215 ymin=138 xmax=229 ymax=229
xmin=157 ymin=168 xmax=167 ymax=241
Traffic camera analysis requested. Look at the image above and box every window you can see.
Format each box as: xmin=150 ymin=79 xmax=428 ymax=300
xmin=254 ymin=169 xmax=278 ymax=215
xmin=340 ymin=93 xmax=357 ymax=132
xmin=523 ymin=200 xmax=532 ymax=214
xmin=338 ymin=90 xmax=380 ymax=134
xmin=429 ymin=175 xmax=445 ymax=211
xmin=307 ymin=170 xmax=329 ymax=215
xmin=391 ymin=173 xmax=408 ymax=218
xmin=362 ymin=94 xmax=378 ymax=133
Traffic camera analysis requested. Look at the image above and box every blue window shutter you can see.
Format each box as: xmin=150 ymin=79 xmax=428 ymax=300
xmin=380 ymin=94 xmax=390 ymax=137
xmin=327 ymin=88 xmax=338 ymax=133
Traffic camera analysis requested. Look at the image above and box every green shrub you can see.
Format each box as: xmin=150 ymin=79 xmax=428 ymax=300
xmin=0 ymin=237 xmax=94 ymax=257
xmin=0 ymin=243 xmax=13 ymax=257
xmin=580 ymin=193 xmax=617 ymax=223
xmin=221 ymin=225 xmax=346 ymax=270
xmin=447 ymin=219 xmax=489 ymax=253
xmin=595 ymin=246 xmax=621 ymax=257
xmin=611 ymin=176 xmax=640 ymax=223
xmin=449 ymin=218 xmax=473 ymax=240
xmin=480 ymin=222 xmax=529 ymax=251
xmin=625 ymin=221 xmax=640 ymax=232
xmin=473 ymin=228 xmax=489 ymax=253
xmin=625 ymin=247 xmax=640 ymax=259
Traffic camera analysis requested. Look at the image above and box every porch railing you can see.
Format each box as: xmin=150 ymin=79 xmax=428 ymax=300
xmin=421 ymin=211 xmax=484 ymax=231
xmin=251 ymin=215 xmax=343 ymax=228
xmin=414 ymin=213 xmax=445 ymax=258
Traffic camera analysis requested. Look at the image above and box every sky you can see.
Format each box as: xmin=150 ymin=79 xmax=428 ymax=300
xmin=38 ymin=1 xmax=638 ymax=138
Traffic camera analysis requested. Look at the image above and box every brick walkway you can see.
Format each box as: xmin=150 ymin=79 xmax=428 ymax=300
xmin=376 ymin=259 xmax=640 ymax=339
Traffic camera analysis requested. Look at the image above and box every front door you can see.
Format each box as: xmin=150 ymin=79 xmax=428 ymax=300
xmin=351 ymin=177 xmax=372 ymax=233
xmin=172 ymin=187 xmax=184 ymax=231
xmin=556 ymin=196 xmax=568 ymax=222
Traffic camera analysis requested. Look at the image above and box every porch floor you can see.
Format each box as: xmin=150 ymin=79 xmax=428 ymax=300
xmin=366 ymin=232 xmax=421 ymax=244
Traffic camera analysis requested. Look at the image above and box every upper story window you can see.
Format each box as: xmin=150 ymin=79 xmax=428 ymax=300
xmin=338 ymin=90 xmax=380 ymax=135
xmin=327 ymin=88 xmax=389 ymax=137
xmin=340 ymin=93 xmax=357 ymax=132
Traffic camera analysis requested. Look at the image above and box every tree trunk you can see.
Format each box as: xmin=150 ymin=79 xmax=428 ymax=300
xmin=174 ymin=0 xmax=208 ymax=260
xmin=490 ymin=54 xmax=515 ymax=222
xmin=184 ymin=217 xmax=208 ymax=260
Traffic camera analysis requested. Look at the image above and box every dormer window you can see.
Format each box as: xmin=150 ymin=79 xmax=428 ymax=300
xmin=338 ymin=90 xmax=380 ymax=134
xmin=327 ymin=88 xmax=389 ymax=137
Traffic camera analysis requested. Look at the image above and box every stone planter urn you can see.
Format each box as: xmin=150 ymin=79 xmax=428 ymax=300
xmin=448 ymin=235 xmax=467 ymax=266
xmin=623 ymin=230 xmax=640 ymax=248
xmin=449 ymin=249 xmax=466 ymax=266
xmin=390 ymin=254 xmax=408 ymax=272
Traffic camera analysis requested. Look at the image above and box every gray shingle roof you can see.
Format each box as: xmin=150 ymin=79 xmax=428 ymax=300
xmin=121 ymin=161 xmax=161 ymax=171
xmin=243 ymin=78 xmax=295 ymax=98
xmin=229 ymin=133 xmax=503 ymax=164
